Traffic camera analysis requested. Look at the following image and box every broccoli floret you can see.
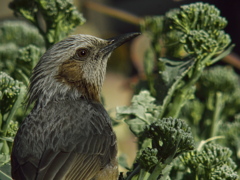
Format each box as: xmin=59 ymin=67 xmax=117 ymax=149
xmin=6 ymin=120 xmax=18 ymax=137
xmin=0 ymin=43 xmax=18 ymax=74
xmin=138 ymin=147 xmax=159 ymax=171
xmin=141 ymin=16 xmax=164 ymax=41
xmin=166 ymin=2 xmax=231 ymax=60
xmin=10 ymin=0 xmax=85 ymax=46
xmin=210 ymin=164 xmax=238 ymax=180
xmin=166 ymin=3 xmax=227 ymax=33
xmin=15 ymin=45 xmax=43 ymax=84
xmin=179 ymin=143 xmax=238 ymax=179
xmin=0 ymin=72 xmax=24 ymax=114
xmin=198 ymin=66 xmax=239 ymax=96
xmin=0 ymin=21 xmax=45 ymax=47
xmin=0 ymin=21 xmax=45 ymax=84
xmin=141 ymin=118 xmax=195 ymax=164
xmin=180 ymin=30 xmax=230 ymax=59
xmin=196 ymin=66 xmax=240 ymax=121
xmin=217 ymin=117 xmax=240 ymax=166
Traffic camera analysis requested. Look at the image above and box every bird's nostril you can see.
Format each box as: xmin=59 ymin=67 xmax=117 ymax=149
xmin=109 ymin=40 xmax=115 ymax=44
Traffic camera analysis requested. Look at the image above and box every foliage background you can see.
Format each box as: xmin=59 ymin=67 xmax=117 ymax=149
xmin=0 ymin=0 xmax=240 ymax=180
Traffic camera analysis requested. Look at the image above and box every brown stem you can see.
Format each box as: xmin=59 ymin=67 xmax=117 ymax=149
xmin=84 ymin=1 xmax=143 ymax=25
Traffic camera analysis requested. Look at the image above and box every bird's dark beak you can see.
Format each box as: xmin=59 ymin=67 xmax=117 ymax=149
xmin=102 ymin=32 xmax=141 ymax=54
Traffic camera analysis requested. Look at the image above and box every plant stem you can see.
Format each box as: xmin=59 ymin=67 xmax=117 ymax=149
xmin=158 ymin=63 xmax=194 ymax=119
xmin=2 ymin=85 xmax=26 ymax=136
xmin=209 ymin=92 xmax=223 ymax=138
xmin=84 ymin=1 xmax=143 ymax=25
xmin=138 ymin=169 xmax=149 ymax=180
xmin=126 ymin=165 xmax=141 ymax=180
xmin=197 ymin=136 xmax=225 ymax=151
xmin=165 ymin=89 xmax=187 ymax=118
xmin=164 ymin=58 xmax=203 ymax=118
xmin=16 ymin=69 xmax=30 ymax=86
xmin=0 ymin=170 xmax=12 ymax=180
xmin=147 ymin=161 xmax=166 ymax=180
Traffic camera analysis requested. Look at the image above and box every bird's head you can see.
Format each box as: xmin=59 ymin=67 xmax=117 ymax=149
xmin=28 ymin=33 xmax=140 ymax=105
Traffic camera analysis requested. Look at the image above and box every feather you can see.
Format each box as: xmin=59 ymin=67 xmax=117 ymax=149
xmin=11 ymin=99 xmax=117 ymax=180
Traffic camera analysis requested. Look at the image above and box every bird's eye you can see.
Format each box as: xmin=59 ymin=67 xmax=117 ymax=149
xmin=74 ymin=48 xmax=89 ymax=60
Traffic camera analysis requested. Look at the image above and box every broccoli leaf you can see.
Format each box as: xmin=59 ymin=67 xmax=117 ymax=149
xmin=116 ymin=91 xmax=161 ymax=136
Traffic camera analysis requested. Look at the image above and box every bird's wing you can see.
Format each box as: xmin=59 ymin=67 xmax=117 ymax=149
xmin=11 ymin=100 xmax=117 ymax=180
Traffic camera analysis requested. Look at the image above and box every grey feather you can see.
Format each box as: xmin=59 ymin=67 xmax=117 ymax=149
xmin=12 ymin=99 xmax=117 ymax=180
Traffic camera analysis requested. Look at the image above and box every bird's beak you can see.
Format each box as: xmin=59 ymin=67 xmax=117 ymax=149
xmin=102 ymin=32 xmax=141 ymax=54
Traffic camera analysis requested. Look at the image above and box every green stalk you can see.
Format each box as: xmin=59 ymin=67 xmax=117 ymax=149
xmin=158 ymin=60 xmax=196 ymax=119
xmin=165 ymin=89 xmax=188 ymax=118
xmin=165 ymin=59 xmax=202 ymax=118
xmin=16 ymin=69 xmax=30 ymax=86
xmin=195 ymin=174 xmax=199 ymax=180
xmin=0 ymin=113 xmax=2 ymax=131
xmin=197 ymin=136 xmax=225 ymax=151
xmin=126 ymin=165 xmax=141 ymax=180
xmin=2 ymin=85 xmax=26 ymax=136
xmin=208 ymin=45 xmax=235 ymax=66
xmin=138 ymin=169 xmax=149 ymax=180
xmin=147 ymin=161 xmax=166 ymax=180
xmin=209 ymin=92 xmax=223 ymax=138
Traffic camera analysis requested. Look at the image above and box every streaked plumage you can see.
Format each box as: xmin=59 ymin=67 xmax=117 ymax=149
xmin=11 ymin=33 xmax=140 ymax=180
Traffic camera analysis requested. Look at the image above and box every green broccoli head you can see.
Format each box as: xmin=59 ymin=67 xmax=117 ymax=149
xmin=166 ymin=2 xmax=231 ymax=60
xmin=9 ymin=0 xmax=85 ymax=46
xmin=0 ymin=21 xmax=45 ymax=83
xmin=180 ymin=30 xmax=231 ymax=59
xmin=138 ymin=147 xmax=159 ymax=172
xmin=0 ymin=21 xmax=45 ymax=47
xmin=197 ymin=66 xmax=239 ymax=98
xmin=217 ymin=117 xmax=240 ymax=165
xmin=210 ymin=164 xmax=238 ymax=180
xmin=0 ymin=43 xmax=18 ymax=74
xmin=166 ymin=3 xmax=227 ymax=33
xmin=0 ymin=72 xmax=25 ymax=114
xmin=6 ymin=120 xmax=18 ymax=137
xmin=179 ymin=143 xmax=238 ymax=179
xmin=15 ymin=45 xmax=43 ymax=80
xmin=141 ymin=117 xmax=195 ymax=164
xmin=141 ymin=16 xmax=165 ymax=41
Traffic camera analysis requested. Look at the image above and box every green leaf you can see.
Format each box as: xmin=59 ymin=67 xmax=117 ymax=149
xmin=118 ymin=154 xmax=130 ymax=170
xmin=158 ymin=57 xmax=196 ymax=117
xmin=116 ymin=91 xmax=161 ymax=136
xmin=125 ymin=118 xmax=148 ymax=136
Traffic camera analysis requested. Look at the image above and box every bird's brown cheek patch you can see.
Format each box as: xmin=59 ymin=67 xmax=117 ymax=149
xmin=56 ymin=60 xmax=83 ymax=83
xmin=55 ymin=60 xmax=100 ymax=102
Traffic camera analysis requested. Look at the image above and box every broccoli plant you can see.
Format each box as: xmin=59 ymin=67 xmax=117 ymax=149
xmin=0 ymin=72 xmax=26 ymax=179
xmin=140 ymin=2 xmax=233 ymax=118
xmin=217 ymin=116 xmax=240 ymax=168
xmin=117 ymin=92 xmax=195 ymax=179
xmin=0 ymin=21 xmax=45 ymax=85
xmin=117 ymin=2 xmax=239 ymax=180
xmin=9 ymin=0 xmax=85 ymax=48
xmin=181 ymin=66 xmax=240 ymax=139
xmin=174 ymin=143 xmax=238 ymax=180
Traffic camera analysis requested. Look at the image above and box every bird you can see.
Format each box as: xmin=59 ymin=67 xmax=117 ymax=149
xmin=11 ymin=32 xmax=140 ymax=180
